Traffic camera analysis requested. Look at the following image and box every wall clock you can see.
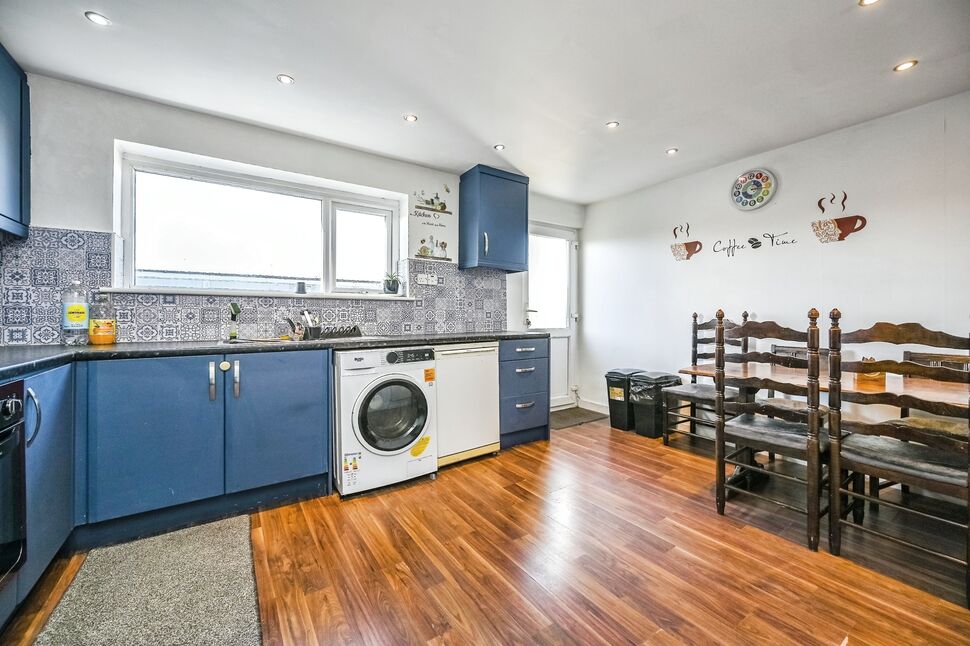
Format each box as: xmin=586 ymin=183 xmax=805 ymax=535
xmin=731 ymin=168 xmax=776 ymax=211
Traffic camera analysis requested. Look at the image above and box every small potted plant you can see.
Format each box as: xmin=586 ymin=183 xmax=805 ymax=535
xmin=383 ymin=272 xmax=400 ymax=295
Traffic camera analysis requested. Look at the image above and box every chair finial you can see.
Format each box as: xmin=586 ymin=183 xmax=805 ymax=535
xmin=830 ymin=308 xmax=841 ymax=324
xmin=808 ymin=308 xmax=819 ymax=322
xmin=715 ymin=309 xmax=724 ymax=320
xmin=692 ymin=312 xmax=698 ymax=321
xmin=742 ymin=310 xmax=749 ymax=322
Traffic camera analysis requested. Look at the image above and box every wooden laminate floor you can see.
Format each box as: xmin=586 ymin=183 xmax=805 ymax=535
xmin=5 ymin=420 xmax=970 ymax=645
xmin=252 ymin=421 xmax=970 ymax=645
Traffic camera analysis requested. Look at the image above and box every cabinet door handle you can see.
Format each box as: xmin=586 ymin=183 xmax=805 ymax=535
xmin=25 ymin=387 xmax=41 ymax=447
xmin=483 ymin=231 xmax=489 ymax=256
xmin=208 ymin=362 xmax=216 ymax=401
xmin=233 ymin=360 xmax=241 ymax=398
xmin=515 ymin=367 xmax=536 ymax=373
xmin=515 ymin=401 xmax=536 ymax=409
xmin=515 ymin=347 xmax=536 ymax=353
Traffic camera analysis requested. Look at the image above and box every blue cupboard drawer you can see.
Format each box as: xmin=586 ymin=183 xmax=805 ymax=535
xmin=500 ymin=392 xmax=549 ymax=435
xmin=499 ymin=338 xmax=549 ymax=362
xmin=499 ymin=358 xmax=549 ymax=397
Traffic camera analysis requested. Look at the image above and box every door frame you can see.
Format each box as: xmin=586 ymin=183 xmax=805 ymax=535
xmin=524 ymin=223 xmax=578 ymax=410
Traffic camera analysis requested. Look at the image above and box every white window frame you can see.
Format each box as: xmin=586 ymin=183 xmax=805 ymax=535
xmin=328 ymin=200 xmax=395 ymax=294
xmin=117 ymin=153 xmax=401 ymax=296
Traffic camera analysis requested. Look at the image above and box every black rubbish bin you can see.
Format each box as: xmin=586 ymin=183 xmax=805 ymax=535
xmin=605 ymin=369 xmax=644 ymax=430
xmin=630 ymin=372 xmax=684 ymax=438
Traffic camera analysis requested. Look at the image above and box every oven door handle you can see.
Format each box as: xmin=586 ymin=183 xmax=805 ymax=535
xmin=26 ymin=387 xmax=41 ymax=447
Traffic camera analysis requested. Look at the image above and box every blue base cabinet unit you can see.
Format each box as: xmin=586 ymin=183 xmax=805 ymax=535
xmin=86 ymin=350 xmax=332 ymax=525
xmin=87 ymin=355 xmax=226 ymax=523
xmin=225 ymin=351 xmax=329 ymax=493
xmin=458 ymin=165 xmax=529 ymax=272
xmin=498 ymin=338 xmax=550 ymax=448
xmin=18 ymin=365 xmax=74 ymax=602
xmin=0 ymin=574 xmax=16 ymax=633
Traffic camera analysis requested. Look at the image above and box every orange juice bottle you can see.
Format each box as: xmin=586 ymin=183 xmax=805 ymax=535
xmin=88 ymin=292 xmax=117 ymax=345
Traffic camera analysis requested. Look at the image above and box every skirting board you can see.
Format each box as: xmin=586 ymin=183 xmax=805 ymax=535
xmin=437 ymin=442 xmax=501 ymax=467
xmin=577 ymin=398 xmax=609 ymax=416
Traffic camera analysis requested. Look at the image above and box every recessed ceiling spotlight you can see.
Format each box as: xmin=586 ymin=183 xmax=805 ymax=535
xmin=892 ymin=60 xmax=918 ymax=72
xmin=403 ymin=113 xmax=419 ymax=123
xmin=493 ymin=144 xmax=505 ymax=151
xmin=665 ymin=148 xmax=679 ymax=156
xmin=605 ymin=121 xmax=620 ymax=129
xmin=84 ymin=11 xmax=111 ymax=26
xmin=857 ymin=0 xmax=880 ymax=5
xmin=276 ymin=74 xmax=295 ymax=85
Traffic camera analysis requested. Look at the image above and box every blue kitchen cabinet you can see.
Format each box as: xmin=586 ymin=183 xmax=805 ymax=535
xmin=0 ymin=40 xmax=29 ymax=238
xmin=18 ymin=365 xmax=73 ymax=602
xmin=224 ymin=350 xmax=329 ymax=493
xmin=458 ymin=165 xmax=529 ymax=272
xmin=87 ymin=356 xmax=225 ymax=522
xmin=498 ymin=339 xmax=550 ymax=448
xmin=0 ymin=573 xmax=17 ymax=631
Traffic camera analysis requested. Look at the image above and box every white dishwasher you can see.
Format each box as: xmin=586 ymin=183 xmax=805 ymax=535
xmin=433 ymin=342 xmax=500 ymax=466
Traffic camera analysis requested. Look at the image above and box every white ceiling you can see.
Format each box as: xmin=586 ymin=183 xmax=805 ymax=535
xmin=1 ymin=1 xmax=969 ymax=204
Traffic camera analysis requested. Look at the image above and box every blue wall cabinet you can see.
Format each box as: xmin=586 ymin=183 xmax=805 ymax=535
xmin=225 ymin=351 xmax=329 ymax=493
xmin=18 ymin=365 xmax=74 ymax=602
xmin=87 ymin=356 xmax=225 ymax=522
xmin=458 ymin=165 xmax=529 ymax=272
xmin=0 ymin=40 xmax=29 ymax=238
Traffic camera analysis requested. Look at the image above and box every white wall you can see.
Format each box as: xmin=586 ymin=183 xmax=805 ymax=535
xmin=529 ymin=193 xmax=586 ymax=230
xmin=27 ymin=74 xmax=458 ymax=241
xmin=577 ymin=91 xmax=970 ymax=408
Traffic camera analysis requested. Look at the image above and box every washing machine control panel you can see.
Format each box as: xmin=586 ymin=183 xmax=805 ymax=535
xmin=385 ymin=348 xmax=434 ymax=364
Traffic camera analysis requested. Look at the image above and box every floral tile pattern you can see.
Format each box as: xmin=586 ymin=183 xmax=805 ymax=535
xmin=0 ymin=227 xmax=507 ymax=345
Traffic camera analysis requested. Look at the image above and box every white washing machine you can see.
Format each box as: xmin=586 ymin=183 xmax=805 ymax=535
xmin=333 ymin=347 xmax=437 ymax=495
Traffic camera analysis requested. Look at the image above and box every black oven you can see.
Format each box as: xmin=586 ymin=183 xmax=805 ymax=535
xmin=0 ymin=380 xmax=25 ymax=587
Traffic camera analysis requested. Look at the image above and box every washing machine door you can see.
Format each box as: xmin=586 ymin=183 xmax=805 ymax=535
xmin=354 ymin=375 xmax=429 ymax=455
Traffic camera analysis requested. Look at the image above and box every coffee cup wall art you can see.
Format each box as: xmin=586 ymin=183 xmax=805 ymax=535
xmin=670 ymin=241 xmax=703 ymax=261
xmin=811 ymin=191 xmax=867 ymax=244
xmin=670 ymin=223 xmax=704 ymax=261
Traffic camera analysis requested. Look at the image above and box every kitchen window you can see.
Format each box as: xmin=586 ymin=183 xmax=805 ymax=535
xmin=117 ymin=154 xmax=402 ymax=296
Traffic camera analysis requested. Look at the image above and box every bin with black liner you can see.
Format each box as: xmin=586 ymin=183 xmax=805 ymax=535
xmin=605 ymin=368 xmax=644 ymax=430
xmin=629 ymin=372 xmax=683 ymax=438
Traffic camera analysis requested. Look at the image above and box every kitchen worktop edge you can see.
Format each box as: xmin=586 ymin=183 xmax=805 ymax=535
xmin=0 ymin=332 xmax=551 ymax=381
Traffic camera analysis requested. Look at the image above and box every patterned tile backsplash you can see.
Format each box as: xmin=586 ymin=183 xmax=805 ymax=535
xmin=0 ymin=227 xmax=507 ymax=345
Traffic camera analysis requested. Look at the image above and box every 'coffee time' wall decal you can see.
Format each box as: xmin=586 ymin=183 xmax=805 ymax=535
xmin=668 ymin=221 xmax=798 ymax=262
xmin=811 ymin=191 xmax=867 ymax=243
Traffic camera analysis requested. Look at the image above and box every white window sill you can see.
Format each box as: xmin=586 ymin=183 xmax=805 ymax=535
xmin=101 ymin=287 xmax=416 ymax=302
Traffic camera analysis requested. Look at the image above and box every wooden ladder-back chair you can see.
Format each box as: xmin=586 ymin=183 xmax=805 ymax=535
xmin=714 ymin=309 xmax=828 ymax=550
xmin=827 ymin=310 xmax=970 ymax=606
xmin=868 ymin=351 xmax=970 ymax=509
xmin=663 ymin=312 xmax=747 ymax=446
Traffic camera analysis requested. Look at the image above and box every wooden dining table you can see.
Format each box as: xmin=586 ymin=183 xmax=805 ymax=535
xmin=679 ymin=363 xmax=969 ymax=411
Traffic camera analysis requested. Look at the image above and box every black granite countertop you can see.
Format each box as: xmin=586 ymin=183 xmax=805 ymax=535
xmin=0 ymin=331 xmax=550 ymax=382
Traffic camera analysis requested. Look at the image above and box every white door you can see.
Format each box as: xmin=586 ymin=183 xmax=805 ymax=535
xmin=523 ymin=225 xmax=578 ymax=409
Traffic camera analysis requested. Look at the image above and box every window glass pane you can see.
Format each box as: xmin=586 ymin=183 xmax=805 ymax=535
xmin=134 ymin=171 xmax=324 ymax=292
xmin=527 ymin=234 xmax=570 ymax=329
xmin=334 ymin=206 xmax=389 ymax=291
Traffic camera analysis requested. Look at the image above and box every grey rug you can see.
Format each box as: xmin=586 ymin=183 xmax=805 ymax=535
xmin=550 ymin=407 xmax=607 ymax=430
xmin=37 ymin=516 xmax=261 ymax=646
